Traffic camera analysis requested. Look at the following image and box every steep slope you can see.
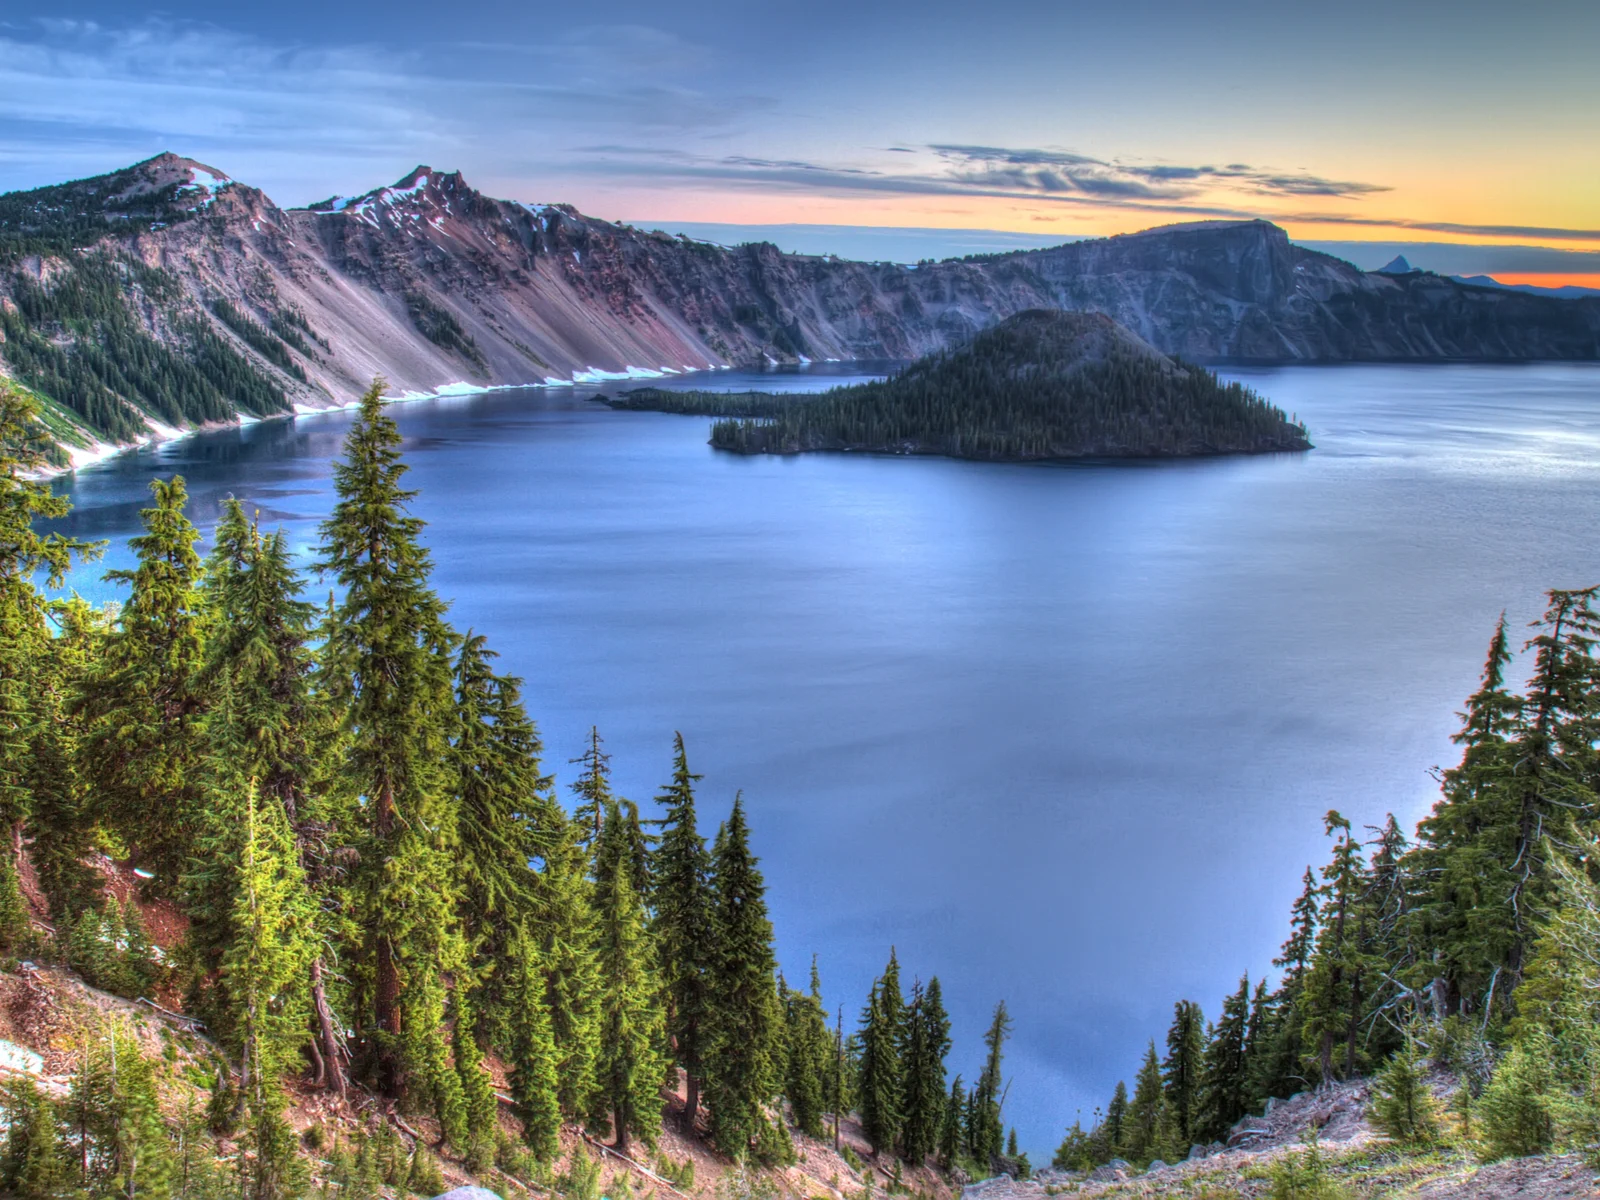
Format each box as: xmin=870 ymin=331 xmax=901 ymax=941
xmin=1 ymin=154 xmax=1597 ymax=458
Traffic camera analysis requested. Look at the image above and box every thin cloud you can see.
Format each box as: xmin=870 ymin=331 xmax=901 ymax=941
xmin=0 ymin=17 xmax=768 ymax=197
xmin=930 ymin=143 xmax=1389 ymax=201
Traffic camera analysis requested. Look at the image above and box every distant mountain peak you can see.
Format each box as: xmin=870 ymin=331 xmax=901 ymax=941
xmin=1376 ymin=254 xmax=1416 ymax=274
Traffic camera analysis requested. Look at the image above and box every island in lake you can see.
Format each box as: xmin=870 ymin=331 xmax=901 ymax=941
xmin=603 ymin=309 xmax=1312 ymax=461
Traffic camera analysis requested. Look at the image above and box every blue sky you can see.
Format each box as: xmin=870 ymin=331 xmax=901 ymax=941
xmin=2 ymin=2 xmax=1597 ymax=274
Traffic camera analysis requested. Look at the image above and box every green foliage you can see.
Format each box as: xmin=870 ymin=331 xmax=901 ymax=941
xmin=651 ymin=732 xmax=714 ymax=1126
xmin=404 ymin=291 xmax=486 ymax=369
xmin=1368 ymin=1036 xmax=1442 ymax=1145
xmin=75 ymin=474 xmax=206 ymax=882
xmin=858 ymin=950 xmax=905 ymax=1155
xmin=209 ymin=297 xmax=307 ymax=381
xmin=1267 ymin=1136 xmax=1348 ymax=1200
xmin=0 ymin=253 xmax=287 ymax=442
xmin=784 ymin=963 xmax=832 ymax=1140
xmin=1161 ymin=999 xmax=1205 ymax=1151
xmin=900 ymin=976 xmax=951 ymax=1162
xmin=63 ymin=1024 xmax=176 ymax=1199
xmin=970 ymin=1001 xmax=1012 ymax=1167
xmin=612 ymin=311 xmax=1308 ymax=461
xmin=315 ymin=379 xmax=465 ymax=1111
xmin=1478 ymin=1038 xmax=1556 ymax=1160
xmin=591 ymin=797 xmax=666 ymax=1154
xmin=701 ymin=795 xmax=782 ymax=1158
xmin=0 ymin=1079 xmax=70 ymax=1199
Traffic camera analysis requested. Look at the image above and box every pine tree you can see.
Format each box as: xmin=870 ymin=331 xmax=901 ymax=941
xmin=67 ymin=1025 xmax=174 ymax=1198
xmin=1409 ymin=598 xmax=1600 ymax=1024
xmin=1199 ymin=976 xmax=1250 ymax=1141
xmin=315 ymin=378 xmax=464 ymax=1106
xmin=225 ymin=779 xmax=316 ymax=1199
xmin=1104 ymin=1080 xmax=1129 ymax=1158
xmin=1301 ymin=811 xmax=1372 ymax=1083
xmin=650 ymin=732 xmax=713 ymax=1131
xmin=1160 ymin=1000 xmax=1204 ymax=1151
xmin=1255 ymin=869 xmax=1319 ymax=1101
xmin=0 ymin=380 xmax=98 ymax=883
xmin=75 ymin=474 xmax=205 ymax=881
xmin=1369 ymin=1034 xmax=1441 ymax=1145
xmin=591 ymin=798 xmax=665 ymax=1154
xmin=784 ymin=962 xmax=831 ymax=1139
xmin=506 ymin=928 xmax=562 ymax=1160
xmin=900 ymin=976 xmax=951 ymax=1162
xmin=540 ymin=805 xmax=602 ymax=1119
xmin=938 ymin=1074 xmax=965 ymax=1169
xmin=858 ymin=951 xmax=906 ymax=1156
xmin=451 ymin=630 xmax=559 ymax=1091
xmin=702 ymin=795 xmax=783 ymax=1158
xmin=971 ymin=1001 xmax=1012 ymax=1167
xmin=0 ymin=1078 xmax=69 ymax=1200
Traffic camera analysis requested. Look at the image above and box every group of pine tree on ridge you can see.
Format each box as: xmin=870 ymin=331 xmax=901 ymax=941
xmin=1057 ymin=589 xmax=1600 ymax=1171
xmin=0 ymin=377 xmax=1026 ymax=1197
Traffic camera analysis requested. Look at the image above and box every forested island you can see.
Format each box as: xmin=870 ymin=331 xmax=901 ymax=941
xmin=603 ymin=310 xmax=1311 ymax=461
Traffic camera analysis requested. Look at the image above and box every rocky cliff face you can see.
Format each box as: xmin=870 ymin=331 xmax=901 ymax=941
xmin=2 ymin=154 xmax=1597 ymax=450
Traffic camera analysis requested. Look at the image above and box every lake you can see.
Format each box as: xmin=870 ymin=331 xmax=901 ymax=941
xmin=44 ymin=360 xmax=1600 ymax=1153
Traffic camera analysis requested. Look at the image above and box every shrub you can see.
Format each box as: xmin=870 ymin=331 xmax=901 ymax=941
xmin=1479 ymin=1039 xmax=1556 ymax=1160
xmin=1268 ymin=1136 xmax=1348 ymax=1200
xmin=1370 ymin=1039 xmax=1443 ymax=1145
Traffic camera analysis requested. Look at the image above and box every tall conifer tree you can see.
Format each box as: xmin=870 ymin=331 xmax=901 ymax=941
xmin=76 ymin=475 xmax=205 ymax=879
xmin=702 ymin=795 xmax=783 ymax=1158
xmin=591 ymin=798 xmax=665 ymax=1154
xmin=858 ymin=951 xmax=906 ymax=1156
xmin=1199 ymin=976 xmax=1250 ymax=1140
xmin=1160 ymin=1001 xmax=1205 ymax=1150
xmin=971 ymin=1001 xmax=1012 ymax=1167
xmin=651 ymin=733 xmax=713 ymax=1131
xmin=315 ymin=378 xmax=464 ymax=1107
xmin=901 ymin=977 xmax=951 ymax=1162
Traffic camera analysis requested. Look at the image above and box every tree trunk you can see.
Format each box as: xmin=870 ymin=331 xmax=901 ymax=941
xmin=375 ymin=935 xmax=402 ymax=1094
xmin=373 ymin=776 xmax=402 ymax=1095
xmin=683 ymin=1073 xmax=700 ymax=1136
xmin=615 ymin=1105 xmax=630 ymax=1156
xmin=311 ymin=956 xmax=346 ymax=1096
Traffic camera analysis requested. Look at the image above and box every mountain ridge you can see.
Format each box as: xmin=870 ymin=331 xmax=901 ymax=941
xmin=2 ymin=152 xmax=1598 ymax=459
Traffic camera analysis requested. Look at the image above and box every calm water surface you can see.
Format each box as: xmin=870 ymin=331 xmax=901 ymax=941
xmin=46 ymin=361 xmax=1600 ymax=1151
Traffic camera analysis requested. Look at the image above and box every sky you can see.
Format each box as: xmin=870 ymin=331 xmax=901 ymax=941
xmin=2 ymin=2 xmax=1598 ymax=282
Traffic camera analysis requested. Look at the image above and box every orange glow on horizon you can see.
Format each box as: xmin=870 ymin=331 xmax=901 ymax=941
xmin=1478 ymin=273 xmax=1600 ymax=291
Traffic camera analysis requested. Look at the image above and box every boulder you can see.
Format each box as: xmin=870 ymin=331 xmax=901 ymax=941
xmin=1186 ymin=1144 xmax=1207 ymax=1161
xmin=1145 ymin=1160 xmax=1169 ymax=1174
xmin=1107 ymin=1159 xmax=1132 ymax=1172
xmin=1086 ymin=1166 xmax=1127 ymax=1183
xmin=430 ymin=1190 xmax=503 ymax=1200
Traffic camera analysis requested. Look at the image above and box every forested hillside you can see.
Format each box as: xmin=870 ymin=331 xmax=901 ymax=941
xmin=0 ymin=378 xmax=1022 ymax=1197
xmin=610 ymin=312 xmax=1310 ymax=460
xmin=1055 ymin=591 xmax=1600 ymax=1176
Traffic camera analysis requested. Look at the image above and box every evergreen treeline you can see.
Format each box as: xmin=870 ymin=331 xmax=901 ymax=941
xmin=0 ymin=377 xmax=1012 ymax=1196
xmin=607 ymin=311 xmax=1309 ymax=461
xmin=209 ymin=299 xmax=308 ymax=382
xmin=0 ymin=165 xmax=201 ymax=262
xmin=1058 ymin=592 xmax=1600 ymax=1171
xmin=0 ymin=253 xmax=289 ymax=441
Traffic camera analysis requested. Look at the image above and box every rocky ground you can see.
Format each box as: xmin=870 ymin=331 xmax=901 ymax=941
xmin=959 ymin=1081 xmax=1599 ymax=1200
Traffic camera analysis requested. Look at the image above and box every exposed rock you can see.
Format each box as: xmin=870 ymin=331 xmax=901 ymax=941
xmin=429 ymin=1190 xmax=503 ymax=1200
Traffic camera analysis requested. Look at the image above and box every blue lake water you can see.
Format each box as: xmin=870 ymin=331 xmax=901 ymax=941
xmin=45 ymin=360 xmax=1600 ymax=1152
